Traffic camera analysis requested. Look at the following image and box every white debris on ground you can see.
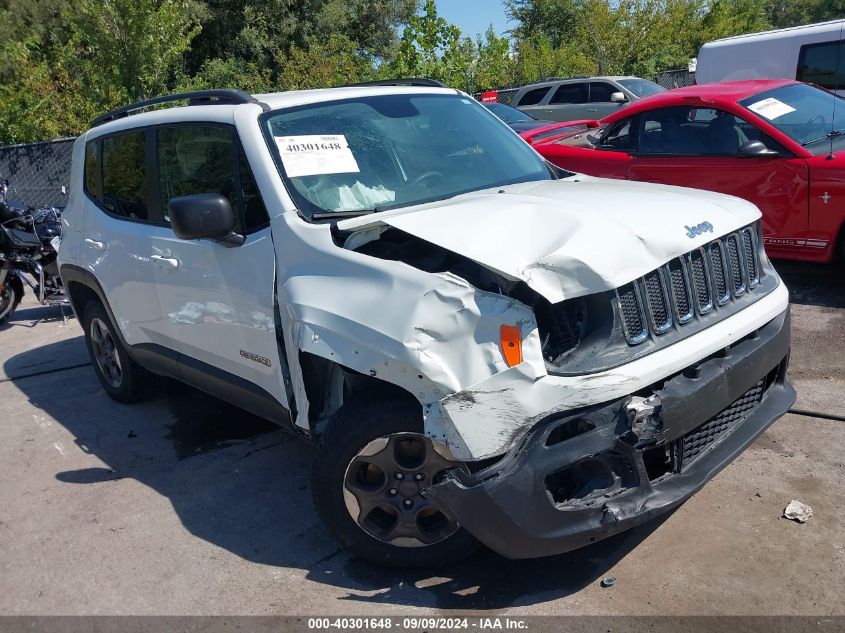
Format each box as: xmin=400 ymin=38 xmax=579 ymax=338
xmin=783 ymin=500 xmax=813 ymax=523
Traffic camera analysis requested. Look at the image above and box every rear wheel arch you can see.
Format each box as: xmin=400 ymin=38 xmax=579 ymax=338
xmin=65 ymin=279 xmax=101 ymax=318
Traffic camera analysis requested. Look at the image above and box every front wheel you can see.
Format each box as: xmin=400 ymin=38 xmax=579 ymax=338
xmin=0 ymin=280 xmax=21 ymax=326
xmin=311 ymin=394 xmax=479 ymax=567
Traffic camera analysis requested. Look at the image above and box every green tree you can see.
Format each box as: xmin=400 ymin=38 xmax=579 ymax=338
xmin=67 ymin=0 xmax=203 ymax=101
xmin=765 ymin=0 xmax=845 ymax=29
xmin=278 ymin=34 xmax=374 ymax=89
xmin=384 ymin=0 xmax=476 ymax=89
xmin=506 ymin=0 xmax=583 ymax=47
xmin=185 ymin=0 xmax=417 ymax=81
xmin=474 ymin=27 xmax=515 ymax=90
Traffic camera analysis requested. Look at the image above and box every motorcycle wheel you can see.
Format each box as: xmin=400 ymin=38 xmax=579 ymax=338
xmin=0 ymin=281 xmax=21 ymax=326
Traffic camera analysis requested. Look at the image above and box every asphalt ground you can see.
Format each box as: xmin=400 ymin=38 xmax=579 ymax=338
xmin=0 ymin=260 xmax=843 ymax=616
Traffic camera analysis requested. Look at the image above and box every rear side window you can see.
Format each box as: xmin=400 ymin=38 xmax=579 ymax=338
xmin=518 ymin=87 xmax=551 ymax=106
xmin=797 ymin=40 xmax=845 ymax=90
xmin=84 ymin=141 xmax=100 ymax=199
xmin=158 ymin=125 xmax=268 ymax=233
xmin=102 ymin=131 xmax=149 ymax=221
xmin=550 ymin=83 xmax=587 ymax=104
xmin=588 ymin=82 xmax=616 ymax=103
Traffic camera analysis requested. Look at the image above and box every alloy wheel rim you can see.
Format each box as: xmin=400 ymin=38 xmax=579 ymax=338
xmin=343 ymin=432 xmax=462 ymax=547
xmin=89 ymin=317 xmax=122 ymax=388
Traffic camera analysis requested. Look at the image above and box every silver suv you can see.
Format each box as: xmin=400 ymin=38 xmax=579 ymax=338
xmin=512 ymin=76 xmax=665 ymax=122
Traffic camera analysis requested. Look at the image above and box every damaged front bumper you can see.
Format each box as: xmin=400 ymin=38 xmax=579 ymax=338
xmin=425 ymin=310 xmax=795 ymax=559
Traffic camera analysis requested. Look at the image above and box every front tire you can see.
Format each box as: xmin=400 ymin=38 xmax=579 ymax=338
xmin=82 ymin=301 xmax=150 ymax=403
xmin=0 ymin=281 xmax=21 ymax=326
xmin=311 ymin=393 xmax=479 ymax=567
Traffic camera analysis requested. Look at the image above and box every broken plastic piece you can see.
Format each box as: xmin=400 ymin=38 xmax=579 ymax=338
xmin=624 ymin=394 xmax=663 ymax=441
xmin=600 ymin=577 xmax=616 ymax=588
xmin=783 ymin=499 xmax=813 ymax=523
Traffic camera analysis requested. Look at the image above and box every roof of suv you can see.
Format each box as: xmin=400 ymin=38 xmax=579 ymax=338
xmin=516 ymin=76 xmax=640 ymax=91
xmin=88 ymin=83 xmax=461 ymax=134
xmin=255 ymin=85 xmax=458 ymax=111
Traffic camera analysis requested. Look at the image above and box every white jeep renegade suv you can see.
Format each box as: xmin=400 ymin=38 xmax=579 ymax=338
xmin=58 ymin=81 xmax=795 ymax=567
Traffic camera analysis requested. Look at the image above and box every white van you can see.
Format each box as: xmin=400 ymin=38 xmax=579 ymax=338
xmin=697 ymin=20 xmax=845 ymax=94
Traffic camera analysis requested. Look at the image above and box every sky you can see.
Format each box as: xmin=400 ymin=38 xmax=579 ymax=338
xmin=435 ymin=0 xmax=512 ymax=38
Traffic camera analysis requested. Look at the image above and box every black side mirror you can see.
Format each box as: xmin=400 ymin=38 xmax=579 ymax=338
xmin=168 ymin=193 xmax=244 ymax=247
xmin=737 ymin=140 xmax=779 ymax=158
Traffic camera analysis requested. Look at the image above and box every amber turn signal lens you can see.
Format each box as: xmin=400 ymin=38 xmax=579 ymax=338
xmin=500 ymin=325 xmax=523 ymax=367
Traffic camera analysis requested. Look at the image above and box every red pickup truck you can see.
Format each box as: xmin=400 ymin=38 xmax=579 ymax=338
xmin=531 ymin=79 xmax=845 ymax=263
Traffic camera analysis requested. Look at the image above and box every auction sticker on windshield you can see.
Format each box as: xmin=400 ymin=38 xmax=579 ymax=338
xmin=275 ymin=134 xmax=360 ymax=177
xmin=747 ymin=98 xmax=796 ymax=120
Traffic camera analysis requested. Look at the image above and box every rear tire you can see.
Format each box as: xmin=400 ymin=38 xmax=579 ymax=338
xmin=82 ymin=301 xmax=150 ymax=403
xmin=0 ymin=280 xmax=21 ymax=326
xmin=311 ymin=393 xmax=479 ymax=567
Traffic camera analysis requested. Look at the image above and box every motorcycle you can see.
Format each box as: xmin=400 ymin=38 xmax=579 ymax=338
xmin=0 ymin=178 xmax=69 ymax=325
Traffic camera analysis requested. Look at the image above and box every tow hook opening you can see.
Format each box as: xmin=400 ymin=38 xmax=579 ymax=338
xmin=545 ymin=417 xmax=596 ymax=447
xmin=545 ymin=453 xmax=637 ymax=505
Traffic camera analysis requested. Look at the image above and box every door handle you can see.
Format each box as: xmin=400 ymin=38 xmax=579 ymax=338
xmin=586 ymin=107 xmax=597 ymax=112
xmin=150 ymin=254 xmax=179 ymax=268
xmin=84 ymin=238 xmax=105 ymax=250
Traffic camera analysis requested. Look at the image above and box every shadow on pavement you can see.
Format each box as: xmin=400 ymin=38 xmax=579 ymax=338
xmin=0 ymin=303 xmax=72 ymax=330
xmin=6 ymin=336 xmax=668 ymax=610
xmin=774 ymin=260 xmax=845 ymax=309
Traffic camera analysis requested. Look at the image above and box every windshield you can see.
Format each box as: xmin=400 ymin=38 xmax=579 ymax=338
xmin=483 ymin=102 xmax=535 ymax=123
xmin=740 ymin=83 xmax=845 ymax=154
xmin=617 ymin=78 xmax=665 ymax=98
xmin=263 ymin=93 xmax=552 ymax=220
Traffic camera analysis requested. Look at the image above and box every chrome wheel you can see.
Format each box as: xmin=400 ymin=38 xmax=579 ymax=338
xmin=343 ymin=433 xmax=462 ymax=547
xmin=0 ymin=286 xmax=13 ymax=321
xmin=89 ymin=317 xmax=122 ymax=389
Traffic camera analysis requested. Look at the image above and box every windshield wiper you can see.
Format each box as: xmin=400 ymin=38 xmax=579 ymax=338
xmin=801 ymin=129 xmax=844 ymax=147
xmin=312 ymin=208 xmax=380 ymax=221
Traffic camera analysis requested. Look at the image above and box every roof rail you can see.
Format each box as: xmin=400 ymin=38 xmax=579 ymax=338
xmin=341 ymin=78 xmax=447 ymax=88
xmin=540 ymin=75 xmax=590 ymax=82
xmin=91 ymin=89 xmax=268 ymax=128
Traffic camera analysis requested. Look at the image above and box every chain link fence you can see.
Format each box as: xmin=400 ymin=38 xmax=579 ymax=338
xmin=0 ymin=138 xmax=75 ymax=208
xmin=653 ymin=69 xmax=696 ymax=89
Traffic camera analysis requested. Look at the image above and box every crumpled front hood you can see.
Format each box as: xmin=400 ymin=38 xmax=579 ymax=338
xmin=339 ymin=176 xmax=761 ymax=303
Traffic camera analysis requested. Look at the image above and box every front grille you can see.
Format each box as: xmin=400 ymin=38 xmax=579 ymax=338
xmin=675 ymin=378 xmax=766 ymax=468
xmin=616 ymin=224 xmax=762 ymax=345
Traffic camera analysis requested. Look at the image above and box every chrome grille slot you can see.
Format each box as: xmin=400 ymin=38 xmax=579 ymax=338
xmin=709 ymin=241 xmax=730 ymax=305
xmin=667 ymin=258 xmax=693 ymax=323
xmin=643 ymin=270 xmax=672 ymax=334
xmin=688 ymin=249 xmax=713 ymax=314
xmin=741 ymin=228 xmax=759 ymax=288
xmin=617 ymin=283 xmax=648 ymax=344
xmin=615 ymin=223 xmax=763 ymax=346
xmin=725 ymin=233 xmax=745 ymax=296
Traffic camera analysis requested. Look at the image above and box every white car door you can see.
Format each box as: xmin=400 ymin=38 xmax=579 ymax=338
xmin=148 ymin=123 xmax=289 ymax=409
xmin=81 ymin=129 xmax=166 ymax=347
